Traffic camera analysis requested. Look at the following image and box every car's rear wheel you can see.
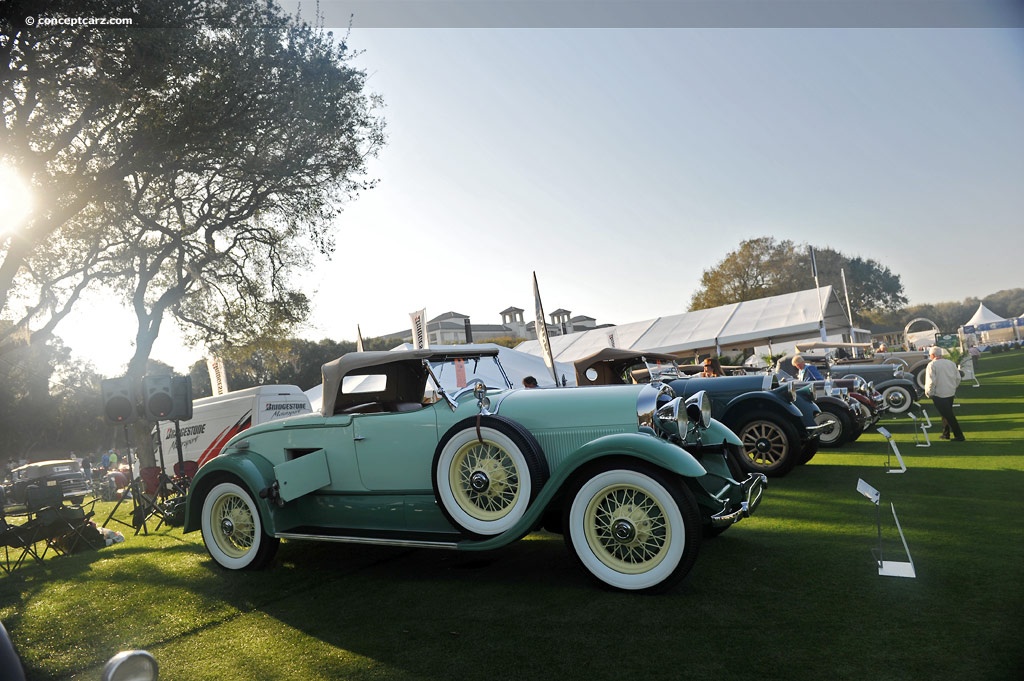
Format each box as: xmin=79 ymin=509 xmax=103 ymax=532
xmin=563 ymin=463 xmax=701 ymax=592
xmin=433 ymin=416 xmax=548 ymax=537
xmin=816 ymin=405 xmax=853 ymax=448
xmin=201 ymin=481 xmax=279 ymax=570
xmin=734 ymin=410 xmax=800 ymax=477
xmin=882 ymin=385 xmax=914 ymax=415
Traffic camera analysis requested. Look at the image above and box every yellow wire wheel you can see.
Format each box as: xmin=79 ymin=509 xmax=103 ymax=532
xmin=434 ymin=416 xmax=548 ymax=537
xmin=565 ymin=464 xmax=700 ymax=592
xmin=582 ymin=480 xmax=672 ymax=574
xmin=201 ymin=480 xmax=279 ymax=570
xmin=448 ymin=438 xmax=522 ymax=522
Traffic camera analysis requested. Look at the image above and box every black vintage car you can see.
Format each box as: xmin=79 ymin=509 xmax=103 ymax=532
xmin=777 ymin=350 xmax=922 ymax=416
xmin=4 ymin=459 xmax=92 ymax=509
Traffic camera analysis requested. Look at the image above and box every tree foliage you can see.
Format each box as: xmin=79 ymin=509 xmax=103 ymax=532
xmin=689 ymin=237 xmax=907 ymax=323
xmin=1 ymin=0 xmax=384 ymax=378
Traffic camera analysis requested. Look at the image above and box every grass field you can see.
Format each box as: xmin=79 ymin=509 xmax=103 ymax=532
xmin=3 ymin=351 xmax=1022 ymax=680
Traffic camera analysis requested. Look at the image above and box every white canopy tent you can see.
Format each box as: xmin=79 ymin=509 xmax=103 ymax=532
xmin=961 ymin=303 xmax=1017 ymax=345
xmin=517 ymin=286 xmax=853 ymax=363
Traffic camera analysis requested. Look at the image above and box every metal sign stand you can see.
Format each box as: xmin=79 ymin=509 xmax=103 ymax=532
xmin=876 ymin=427 xmax=907 ymax=473
xmin=856 ymin=478 xmax=916 ymax=578
xmin=907 ymin=408 xmax=932 ymax=447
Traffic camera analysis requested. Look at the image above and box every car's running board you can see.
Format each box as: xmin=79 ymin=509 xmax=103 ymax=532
xmin=275 ymin=532 xmax=460 ymax=550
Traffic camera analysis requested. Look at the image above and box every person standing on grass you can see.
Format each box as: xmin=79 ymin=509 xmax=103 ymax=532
xmin=925 ymin=346 xmax=965 ymax=441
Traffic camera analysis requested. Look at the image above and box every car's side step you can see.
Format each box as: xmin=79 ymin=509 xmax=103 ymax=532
xmin=275 ymin=532 xmax=460 ymax=550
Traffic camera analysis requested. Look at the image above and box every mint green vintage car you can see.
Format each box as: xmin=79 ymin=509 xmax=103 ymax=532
xmin=183 ymin=346 xmax=766 ymax=592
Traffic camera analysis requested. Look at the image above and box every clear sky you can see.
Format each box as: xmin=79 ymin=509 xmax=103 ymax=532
xmin=57 ymin=17 xmax=1024 ymax=376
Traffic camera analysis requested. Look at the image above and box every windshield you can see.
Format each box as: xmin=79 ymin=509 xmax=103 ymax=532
xmin=427 ymin=355 xmax=512 ymax=393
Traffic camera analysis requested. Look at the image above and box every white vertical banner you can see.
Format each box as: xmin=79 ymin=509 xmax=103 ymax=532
xmin=532 ymin=272 xmax=559 ymax=385
xmin=809 ymin=246 xmax=827 ymax=341
xmin=410 ymin=309 xmax=429 ymax=349
xmin=207 ymin=357 xmax=230 ymax=396
xmin=356 ymin=324 xmax=365 ymax=352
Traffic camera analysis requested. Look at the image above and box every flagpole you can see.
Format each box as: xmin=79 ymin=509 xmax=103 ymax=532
xmin=809 ymin=246 xmax=827 ymax=341
xmin=533 ymin=272 xmax=559 ymax=386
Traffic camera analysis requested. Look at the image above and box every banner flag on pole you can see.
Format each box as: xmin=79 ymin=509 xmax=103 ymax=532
xmin=809 ymin=246 xmax=828 ymax=341
xmin=532 ymin=272 xmax=559 ymax=385
xmin=410 ymin=309 xmax=429 ymax=349
xmin=207 ymin=357 xmax=230 ymax=396
xmin=356 ymin=325 xmax=365 ymax=352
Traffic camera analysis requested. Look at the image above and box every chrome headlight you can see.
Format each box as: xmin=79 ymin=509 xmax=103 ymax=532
xmin=684 ymin=390 xmax=713 ymax=430
xmin=654 ymin=396 xmax=684 ymax=438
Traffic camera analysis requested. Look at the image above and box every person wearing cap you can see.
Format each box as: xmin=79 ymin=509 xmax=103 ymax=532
xmin=925 ymin=346 xmax=965 ymax=441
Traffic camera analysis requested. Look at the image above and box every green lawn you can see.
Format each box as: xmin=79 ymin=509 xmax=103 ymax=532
xmin=3 ymin=352 xmax=1022 ymax=680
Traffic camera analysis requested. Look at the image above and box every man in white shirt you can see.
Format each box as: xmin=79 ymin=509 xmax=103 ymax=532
xmin=924 ymin=346 xmax=965 ymax=441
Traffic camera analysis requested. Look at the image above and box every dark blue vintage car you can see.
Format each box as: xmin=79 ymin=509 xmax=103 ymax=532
xmin=571 ymin=349 xmax=824 ymax=478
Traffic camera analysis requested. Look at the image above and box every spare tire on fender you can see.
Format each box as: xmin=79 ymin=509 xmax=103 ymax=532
xmin=432 ymin=415 xmax=549 ymax=537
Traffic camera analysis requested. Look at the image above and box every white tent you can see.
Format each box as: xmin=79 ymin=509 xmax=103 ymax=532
xmin=517 ymin=286 xmax=852 ymax=363
xmin=962 ymin=303 xmax=1016 ymax=346
xmin=964 ymin=303 xmax=1008 ymax=329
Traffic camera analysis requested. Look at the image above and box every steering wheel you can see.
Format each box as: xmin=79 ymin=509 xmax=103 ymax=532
xmin=450 ymin=378 xmax=487 ymax=401
xmin=881 ymin=357 xmax=910 ymax=369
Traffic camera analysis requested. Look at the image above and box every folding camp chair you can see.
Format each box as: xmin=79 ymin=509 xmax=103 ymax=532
xmin=0 ymin=516 xmax=47 ymax=573
xmin=22 ymin=483 xmax=100 ymax=560
xmin=173 ymin=460 xmax=199 ymax=488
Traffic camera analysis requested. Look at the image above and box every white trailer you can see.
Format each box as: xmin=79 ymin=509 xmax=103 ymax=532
xmin=153 ymin=385 xmax=311 ymax=475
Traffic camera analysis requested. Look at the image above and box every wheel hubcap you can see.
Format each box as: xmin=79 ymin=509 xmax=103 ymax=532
xmin=612 ymin=518 xmax=637 ymax=543
xmin=220 ymin=518 xmax=235 ymax=537
xmin=470 ymin=471 xmax=490 ymax=493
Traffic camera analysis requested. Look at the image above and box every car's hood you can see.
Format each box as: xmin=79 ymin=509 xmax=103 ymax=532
xmin=494 ymin=384 xmax=652 ymax=432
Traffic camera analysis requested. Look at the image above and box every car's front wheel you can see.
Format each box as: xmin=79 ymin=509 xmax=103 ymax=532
xmin=563 ymin=463 xmax=701 ymax=593
xmin=201 ymin=480 xmax=279 ymax=570
xmin=815 ymin=405 xmax=853 ymax=448
xmin=882 ymin=385 xmax=915 ymax=415
xmin=733 ymin=410 xmax=801 ymax=477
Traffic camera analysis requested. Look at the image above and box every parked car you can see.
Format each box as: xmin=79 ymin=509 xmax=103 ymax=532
xmin=571 ymin=349 xmax=823 ymax=477
xmin=668 ymin=374 xmax=822 ymax=477
xmin=3 ymin=460 xmax=91 ymax=509
xmin=783 ymin=376 xmax=882 ymax=448
xmin=183 ymin=346 xmax=766 ymax=593
xmin=778 ymin=350 xmax=922 ymax=416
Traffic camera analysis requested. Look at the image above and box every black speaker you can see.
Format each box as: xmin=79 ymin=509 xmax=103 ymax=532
xmin=101 ymin=377 xmax=138 ymax=424
xmin=142 ymin=374 xmax=174 ymax=420
xmin=170 ymin=375 xmax=193 ymax=421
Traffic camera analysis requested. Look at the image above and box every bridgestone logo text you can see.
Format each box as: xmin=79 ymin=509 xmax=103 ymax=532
xmin=265 ymin=403 xmax=306 ymax=411
xmin=167 ymin=424 xmax=207 ymax=438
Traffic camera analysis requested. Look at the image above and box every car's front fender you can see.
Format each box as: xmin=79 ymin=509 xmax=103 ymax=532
xmin=723 ymin=394 xmax=804 ymax=424
xmin=685 ymin=417 xmax=743 ymax=447
xmin=183 ymin=452 xmax=277 ymax=534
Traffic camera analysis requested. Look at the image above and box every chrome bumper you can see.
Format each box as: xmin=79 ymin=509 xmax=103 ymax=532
xmin=710 ymin=473 xmax=767 ymax=528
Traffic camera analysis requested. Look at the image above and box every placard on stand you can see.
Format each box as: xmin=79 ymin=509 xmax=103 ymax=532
xmin=856 ymin=478 xmax=916 ymax=578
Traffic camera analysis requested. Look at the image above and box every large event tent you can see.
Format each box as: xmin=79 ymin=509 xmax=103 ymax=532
xmin=517 ymin=286 xmax=853 ymax=363
xmin=961 ymin=303 xmax=1019 ymax=344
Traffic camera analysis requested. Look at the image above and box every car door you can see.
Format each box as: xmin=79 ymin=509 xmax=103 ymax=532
xmin=352 ymin=407 xmax=440 ymax=492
